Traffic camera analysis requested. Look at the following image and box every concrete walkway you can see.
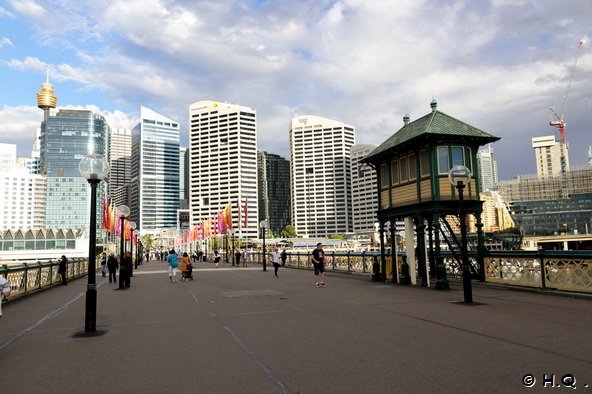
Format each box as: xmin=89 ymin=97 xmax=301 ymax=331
xmin=1 ymin=260 xmax=591 ymax=393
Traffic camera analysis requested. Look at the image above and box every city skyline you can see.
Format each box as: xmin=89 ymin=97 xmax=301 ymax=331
xmin=0 ymin=1 xmax=591 ymax=180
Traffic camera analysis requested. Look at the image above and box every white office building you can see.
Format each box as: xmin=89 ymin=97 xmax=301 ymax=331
xmin=289 ymin=115 xmax=355 ymax=237
xmin=130 ymin=107 xmax=180 ymax=234
xmin=0 ymin=162 xmax=46 ymax=231
xmin=188 ymin=101 xmax=258 ymax=238
xmin=476 ymin=144 xmax=498 ymax=192
xmin=532 ymin=135 xmax=569 ymax=179
xmin=108 ymin=128 xmax=132 ymax=208
xmin=351 ymin=144 xmax=378 ymax=233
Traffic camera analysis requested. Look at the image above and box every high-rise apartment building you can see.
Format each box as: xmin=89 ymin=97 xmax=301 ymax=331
xmin=130 ymin=106 xmax=180 ymax=234
xmin=108 ymin=128 xmax=132 ymax=208
xmin=289 ymin=115 xmax=355 ymax=237
xmin=257 ymin=151 xmax=291 ymax=235
xmin=40 ymin=109 xmax=109 ymax=230
xmin=188 ymin=101 xmax=258 ymax=238
xmin=0 ymin=143 xmax=17 ymax=171
xmin=350 ymin=144 xmax=378 ymax=233
xmin=0 ymin=145 xmax=46 ymax=230
xmin=532 ymin=135 xmax=569 ymax=179
xmin=179 ymin=147 xmax=189 ymax=209
xmin=476 ymin=144 xmax=498 ymax=192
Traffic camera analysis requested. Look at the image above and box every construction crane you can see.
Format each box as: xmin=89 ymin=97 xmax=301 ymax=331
xmin=549 ymin=39 xmax=586 ymax=175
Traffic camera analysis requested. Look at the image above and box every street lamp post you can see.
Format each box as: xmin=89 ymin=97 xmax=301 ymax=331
xmin=117 ymin=204 xmax=130 ymax=289
xmin=260 ymin=219 xmax=268 ymax=272
xmin=79 ymin=154 xmax=109 ymax=333
xmin=231 ymin=229 xmax=236 ymax=266
xmin=449 ymin=165 xmax=473 ymax=304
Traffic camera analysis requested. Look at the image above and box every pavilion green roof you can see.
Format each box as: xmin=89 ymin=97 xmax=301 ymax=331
xmin=364 ymin=103 xmax=500 ymax=162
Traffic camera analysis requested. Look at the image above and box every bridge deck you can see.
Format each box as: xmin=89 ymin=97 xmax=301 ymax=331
xmin=1 ymin=260 xmax=591 ymax=393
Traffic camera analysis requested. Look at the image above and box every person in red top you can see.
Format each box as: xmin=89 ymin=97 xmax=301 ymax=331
xmin=311 ymin=242 xmax=326 ymax=287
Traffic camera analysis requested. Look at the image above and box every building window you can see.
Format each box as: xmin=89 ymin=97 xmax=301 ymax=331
xmin=408 ymin=153 xmax=418 ymax=180
xmin=451 ymin=146 xmax=464 ymax=167
xmin=420 ymin=150 xmax=430 ymax=177
xmin=399 ymin=156 xmax=408 ymax=183
xmin=380 ymin=163 xmax=389 ymax=189
xmin=390 ymin=160 xmax=399 ymax=185
xmin=437 ymin=146 xmax=449 ymax=174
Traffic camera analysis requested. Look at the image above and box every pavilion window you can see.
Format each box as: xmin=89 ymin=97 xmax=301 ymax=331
xmin=420 ymin=150 xmax=430 ymax=177
xmin=390 ymin=160 xmax=399 ymax=185
xmin=437 ymin=146 xmax=449 ymax=174
xmin=380 ymin=163 xmax=389 ymax=189
xmin=408 ymin=152 xmax=417 ymax=180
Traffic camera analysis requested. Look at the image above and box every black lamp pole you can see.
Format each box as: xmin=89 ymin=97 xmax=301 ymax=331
xmin=456 ymin=180 xmax=473 ymax=303
xmin=118 ymin=216 xmax=126 ymax=289
xmin=84 ymin=178 xmax=100 ymax=332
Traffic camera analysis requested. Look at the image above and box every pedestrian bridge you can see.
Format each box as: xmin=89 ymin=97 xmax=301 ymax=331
xmin=1 ymin=258 xmax=591 ymax=392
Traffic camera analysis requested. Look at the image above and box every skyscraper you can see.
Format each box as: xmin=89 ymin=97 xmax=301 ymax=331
xmin=476 ymin=144 xmax=498 ymax=192
xmin=0 ymin=144 xmax=46 ymax=230
xmin=350 ymin=144 xmax=378 ymax=233
xmin=130 ymin=106 xmax=180 ymax=234
xmin=532 ymin=135 xmax=569 ymax=179
xmin=257 ymin=151 xmax=291 ymax=235
xmin=40 ymin=109 xmax=109 ymax=230
xmin=289 ymin=115 xmax=355 ymax=237
xmin=108 ymin=128 xmax=132 ymax=208
xmin=188 ymin=101 xmax=258 ymax=238
xmin=179 ymin=146 xmax=189 ymax=209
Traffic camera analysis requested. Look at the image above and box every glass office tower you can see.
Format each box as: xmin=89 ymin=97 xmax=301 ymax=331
xmin=40 ymin=109 xmax=109 ymax=230
xmin=130 ymin=106 xmax=180 ymax=234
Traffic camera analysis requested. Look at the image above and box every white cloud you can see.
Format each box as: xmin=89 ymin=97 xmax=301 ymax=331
xmin=5 ymin=56 xmax=47 ymax=72
xmin=0 ymin=37 xmax=13 ymax=47
xmin=0 ymin=105 xmax=41 ymax=153
xmin=2 ymin=0 xmax=591 ymax=177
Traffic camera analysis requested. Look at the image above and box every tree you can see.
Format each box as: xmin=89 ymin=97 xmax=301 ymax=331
xmin=329 ymin=234 xmax=345 ymax=240
xmin=141 ymin=234 xmax=154 ymax=250
xmin=281 ymin=225 xmax=297 ymax=238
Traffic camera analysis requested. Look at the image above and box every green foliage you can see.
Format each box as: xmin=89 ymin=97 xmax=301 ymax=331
xmin=329 ymin=234 xmax=345 ymax=240
xmin=141 ymin=234 xmax=154 ymax=250
xmin=499 ymin=227 xmax=521 ymax=235
xmin=281 ymin=225 xmax=297 ymax=238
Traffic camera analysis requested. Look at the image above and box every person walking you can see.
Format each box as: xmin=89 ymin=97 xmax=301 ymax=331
xmin=280 ymin=249 xmax=288 ymax=267
xmin=241 ymin=248 xmax=248 ymax=267
xmin=180 ymin=252 xmax=191 ymax=281
xmin=107 ymin=254 xmax=118 ymax=284
xmin=120 ymin=252 xmax=133 ymax=288
xmin=0 ymin=274 xmax=11 ymax=319
xmin=167 ymin=249 xmax=179 ymax=282
xmin=311 ymin=243 xmax=326 ymax=287
xmin=213 ymin=250 xmax=220 ymax=268
xmin=235 ymin=250 xmax=241 ymax=267
xmin=270 ymin=247 xmax=281 ymax=277
xmin=58 ymin=255 xmax=68 ymax=285
xmin=100 ymin=252 xmax=108 ymax=278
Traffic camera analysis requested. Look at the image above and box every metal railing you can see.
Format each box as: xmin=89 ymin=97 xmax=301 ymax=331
xmin=1 ymin=258 xmax=92 ymax=300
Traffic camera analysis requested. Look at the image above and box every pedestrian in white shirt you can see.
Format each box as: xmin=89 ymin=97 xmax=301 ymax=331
xmin=270 ymin=247 xmax=282 ymax=277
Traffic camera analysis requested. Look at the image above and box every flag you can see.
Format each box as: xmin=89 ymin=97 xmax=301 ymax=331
xmin=237 ymin=199 xmax=242 ymax=230
xmin=102 ymin=195 xmax=109 ymax=230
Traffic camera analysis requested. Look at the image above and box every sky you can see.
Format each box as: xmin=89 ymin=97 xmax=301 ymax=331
xmin=0 ymin=0 xmax=590 ymax=180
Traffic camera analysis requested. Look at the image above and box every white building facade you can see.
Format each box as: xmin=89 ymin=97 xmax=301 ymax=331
xmin=130 ymin=107 xmax=180 ymax=234
xmin=476 ymin=144 xmax=498 ymax=192
xmin=532 ymin=135 xmax=569 ymax=179
xmin=188 ymin=101 xmax=258 ymax=238
xmin=108 ymin=128 xmax=132 ymax=208
xmin=289 ymin=115 xmax=355 ymax=237
xmin=350 ymin=144 xmax=378 ymax=233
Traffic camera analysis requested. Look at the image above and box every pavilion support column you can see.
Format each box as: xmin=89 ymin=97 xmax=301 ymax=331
xmin=415 ymin=216 xmax=428 ymax=287
xmin=427 ymin=216 xmax=436 ymax=279
xmin=404 ymin=216 xmax=416 ymax=285
xmin=379 ymin=220 xmax=387 ymax=281
xmin=434 ymin=214 xmax=450 ymax=290
xmin=475 ymin=214 xmax=486 ymax=282
xmin=389 ymin=219 xmax=398 ymax=283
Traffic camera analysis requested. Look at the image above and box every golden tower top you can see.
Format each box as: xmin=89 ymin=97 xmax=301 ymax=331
xmin=36 ymin=68 xmax=57 ymax=110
